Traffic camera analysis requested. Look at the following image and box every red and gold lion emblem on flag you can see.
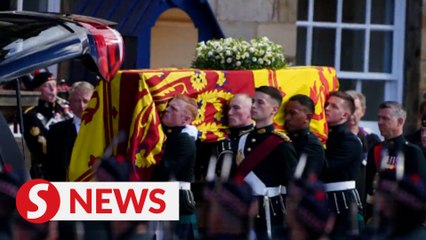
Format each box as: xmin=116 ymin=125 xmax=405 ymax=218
xmin=68 ymin=67 xmax=338 ymax=181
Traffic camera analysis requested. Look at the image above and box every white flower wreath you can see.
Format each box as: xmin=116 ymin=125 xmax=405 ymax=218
xmin=192 ymin=37 xmax=286 ymax=70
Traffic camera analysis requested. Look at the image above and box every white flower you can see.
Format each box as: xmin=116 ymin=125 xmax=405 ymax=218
xmin=192 ymin=37 xmax=285 ymax=70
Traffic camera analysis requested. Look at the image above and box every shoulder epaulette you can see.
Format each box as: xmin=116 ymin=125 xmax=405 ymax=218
xmin=24 ymin=106 xmax=35 ymax=114
xmin=273 ymin=130 xmax=291 ymax=142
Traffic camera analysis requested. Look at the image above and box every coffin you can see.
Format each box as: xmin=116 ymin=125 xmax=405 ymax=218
xmin=69 ymin=67 xmax=339 ymax=181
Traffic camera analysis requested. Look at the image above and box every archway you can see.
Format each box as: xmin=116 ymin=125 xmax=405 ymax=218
xmin=150 ymin=8 xmax=198 ymax=68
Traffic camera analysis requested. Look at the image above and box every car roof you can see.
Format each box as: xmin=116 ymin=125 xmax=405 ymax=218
xmin=0 ymin=11 xmax=124 ymax=83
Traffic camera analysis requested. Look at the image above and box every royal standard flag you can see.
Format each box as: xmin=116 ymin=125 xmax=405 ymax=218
xmin=69 ymin=67 xmax=338 ymax=181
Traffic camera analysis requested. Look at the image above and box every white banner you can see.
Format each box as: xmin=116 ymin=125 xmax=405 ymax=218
xmin=16 ymin=180 xmax=179 ymax=223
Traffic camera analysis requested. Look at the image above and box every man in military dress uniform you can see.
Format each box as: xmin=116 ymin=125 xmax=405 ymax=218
xmin=23 ymin=71 xmax=69 ymax=178
xmin=213 ymin=93 xmax=254 ymax=178
xmin=320 ymin=91 xmax=364 ymax=239
xmin=365 ymin=102 xmax=426 ymax=225
xmin=151 ymin=94 xmax=199 ymax=240
xmin=284 ymin=94 xmax=325 ymax=178
xmin=196 ymin=93 xmax=254 ymax=180
xmin=234 ymin=86 xmax=298 ymax=239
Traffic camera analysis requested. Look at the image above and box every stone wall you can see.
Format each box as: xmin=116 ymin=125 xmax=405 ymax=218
xmin=208 ymin=0 xmax=297 ymax=64
xmin=405 ymin=0 xmax=423 ymax=132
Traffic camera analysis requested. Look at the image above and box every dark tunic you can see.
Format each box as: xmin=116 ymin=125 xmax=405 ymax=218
xmin=45 ymin=118 xmax=77 ymax=181
xmin=320 ymin=123 xmax=364 ymax=239
xmin=151 ymin=126 xmax=196 ymax=182
xmin=151 ymin=126 xmax=198 ymax=239
xmin=23 ymin=99 xmax=66 ymax=178
xmin=287 ymin=128 xmax=325 ymax=178
xmin=238 ymin=125 xmax=298 ymax=239
xmin=195 ymin=124 xmax=254 ymax=181
xmin=217 ymin=124 xmax=254 ymax=178
xmin=241 ymin=125 xmax=297 ymax=188
xmin=355 ymin=127 xmax=381 ymax=212
xmin=366 ymin=135 xmax=426 ymax=197
xmin=321 ymin=124 xmax=363 ymax=183
xmin=228 ymin=124 xmax=254 ymax=154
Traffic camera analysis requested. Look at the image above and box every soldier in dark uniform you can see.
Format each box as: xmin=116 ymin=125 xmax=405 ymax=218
xmin=346 ymin=90 xmax=381 ymax=213
xmin=23 ymin=71 xmax=70 ymax=179
xmin=234 ymin=86 xmax=298 ymax=239
xmin=197 ymin=93 xmax=254 ymax=239
xmin=214 ymin=93 xmax=254 ymax=178
xmin=365 ymin=101 xmax=426 ymax=226
xmin=320 ymin=91 xmax=364 ymax=239
xmin=284 ymin=94 xmax=325 ymax=178
xmin=196 ymin=93 xmax=254 ymax=181
xmin=151 ymin=94 xmax=199 ymax=240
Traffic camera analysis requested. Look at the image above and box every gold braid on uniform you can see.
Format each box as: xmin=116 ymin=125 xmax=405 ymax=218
xmin=272 ymin=130 xmax=292 ymax=142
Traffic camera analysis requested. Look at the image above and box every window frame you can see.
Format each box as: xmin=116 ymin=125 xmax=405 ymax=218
xmin=296 ymin=0 xmax=406 ymax=103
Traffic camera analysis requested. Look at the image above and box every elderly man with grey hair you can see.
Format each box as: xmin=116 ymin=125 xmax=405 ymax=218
xmin=365 ymin=101 xmax=426 ymax=224
xmin=45 ymin=81 xmax=95 ymax=181
xmin=44 ymin=81 xmax=95 ymax=239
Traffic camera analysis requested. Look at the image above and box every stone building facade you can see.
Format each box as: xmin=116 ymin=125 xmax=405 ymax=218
xmin=1 ymin=0 xmax=424 ymax=132
xmin=210 ymin=0 xmax=423 ymax=132
xmin=208 ymin=0 xmax=298 ymax=64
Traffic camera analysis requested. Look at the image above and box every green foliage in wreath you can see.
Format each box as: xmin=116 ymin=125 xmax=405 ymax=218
xmin=192 ymin=37 xmax=286 ymax=70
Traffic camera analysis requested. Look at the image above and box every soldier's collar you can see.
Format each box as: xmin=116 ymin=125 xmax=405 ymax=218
xmin=38 ymin=99 xmax=54 ymax=108
xmin=255 ymin=125 xmax=274 ymax=134
xmin=229 ymin=124 xmax=254 ymax=137
xmin=328 ymin=123 xmax=346 ymax=134
xmin=239 ymin=124 xmax=254 ymax=132
xmin=384 ymin=135 xmax=405 ymax=149
xmin=162 ymin=126 xmax=185 ymax=135
xmin=288 ymin=128 xmax=309 ymax=138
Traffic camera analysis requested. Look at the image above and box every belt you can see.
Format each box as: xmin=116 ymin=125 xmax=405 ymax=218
xmin=179 ymin=182 xmax=191 ymax=190
xmin=253 ymin=186 xmax=281 ymax=197
xmin=258 ymin=186 xmax=281 ymax=239
xmin=280 ymin=185 xmax=287 ymax=195
xmin=324 ymin=181 xmax=355 ymax=192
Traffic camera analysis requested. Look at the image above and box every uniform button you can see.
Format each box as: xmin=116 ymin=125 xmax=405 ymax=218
xmin=247 ymin=147 xmax=252 ymax=152
xmin=251 ymin=138 xmax=256 ymax=143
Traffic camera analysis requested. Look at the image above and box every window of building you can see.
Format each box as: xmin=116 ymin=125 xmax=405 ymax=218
xmin=296 ymin=0 xmax=406 ymax=121
xmin=14 ymin=0 xmax=60 ymax=13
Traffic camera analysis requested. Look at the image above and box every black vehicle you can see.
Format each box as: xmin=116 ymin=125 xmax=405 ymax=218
xmin=0 ymin=11 xmax=124 ymax=180
xmin=0 ymin=10 xmax=124 ymax=82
